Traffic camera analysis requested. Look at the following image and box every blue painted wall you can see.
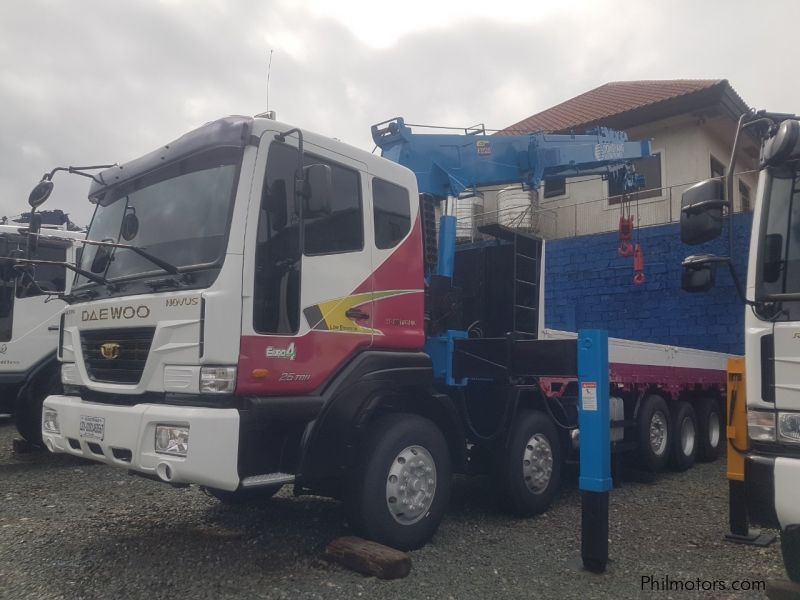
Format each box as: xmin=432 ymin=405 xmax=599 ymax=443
xmin=544 ymin=213 xmax=753 ymax=355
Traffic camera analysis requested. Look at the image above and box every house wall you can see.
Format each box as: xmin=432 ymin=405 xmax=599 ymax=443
xmin=476 ymin=113 xmax=758 ymax=241
xmin=543 ymin=211 xmax=753 ymax=354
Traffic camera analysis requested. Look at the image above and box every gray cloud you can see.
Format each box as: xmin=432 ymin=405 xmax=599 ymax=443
xmin=1 ymin=0 xmax=797 ymax=226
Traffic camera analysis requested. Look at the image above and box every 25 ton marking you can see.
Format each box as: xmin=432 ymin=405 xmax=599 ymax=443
xmin=279 ymin=372 xmax=311 ymax=382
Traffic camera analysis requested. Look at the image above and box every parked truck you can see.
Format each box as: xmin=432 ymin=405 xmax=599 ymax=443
xmin=0 ymin=217 xmax=84 ymax=445
xmin=21 ymin=114 xmax=731 ymax=550
xmin=681 ymin=110 xmax=800 ymax=581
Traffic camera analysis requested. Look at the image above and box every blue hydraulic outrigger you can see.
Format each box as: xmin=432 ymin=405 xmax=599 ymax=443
xmin=371 ymin=117 xmax=651 ymax=279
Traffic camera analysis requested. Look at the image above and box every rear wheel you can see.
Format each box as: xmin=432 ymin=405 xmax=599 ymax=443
xmin=669 ymin=401 xmax=697 ymax=472
xmin=344 ymin=413 xmax=451 ymax=551
xmin=15 ymin=364 xmax=61 ymax=446
xmin=637 ymin=394 xmax=671 ymax=472
xmin=496 ymin=410 xmax=561 ymax=516
xmin=695 ymin=397 xmax=722 ymax=462
xmin=783 ymin=526 xmax=800 ymax=583
xmin=203 ymin=485 xmax=283 ymax=504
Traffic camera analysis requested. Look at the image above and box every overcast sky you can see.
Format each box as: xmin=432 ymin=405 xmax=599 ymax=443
xmin=1 ymin=0 xmax=797 ymax=226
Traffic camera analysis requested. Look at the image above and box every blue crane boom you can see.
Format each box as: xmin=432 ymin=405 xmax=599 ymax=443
xmin=371 ymin=117 xmax=652 ymax=199
xmin=371 ymin=117 xmax=652 ymax=279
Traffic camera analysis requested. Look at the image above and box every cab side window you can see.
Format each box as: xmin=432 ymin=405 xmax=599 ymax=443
xmin=302 ymin=155 xmax=363 ymax=255
xmin=373 ymin=178 xmax=411 ymax=249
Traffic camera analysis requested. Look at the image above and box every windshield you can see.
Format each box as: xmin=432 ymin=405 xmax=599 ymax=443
xmin=76 ymin=146 xmax=241 ymax=288
xmin=757 ymin=164 xmax=800 ymax=300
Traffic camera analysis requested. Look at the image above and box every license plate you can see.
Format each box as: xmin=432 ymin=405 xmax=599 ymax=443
xmin=79 ymin=415 xmax=105 ymax=441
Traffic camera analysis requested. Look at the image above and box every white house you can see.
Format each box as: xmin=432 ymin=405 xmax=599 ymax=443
xmin=479 ymin=79 xmax=758 ymax=240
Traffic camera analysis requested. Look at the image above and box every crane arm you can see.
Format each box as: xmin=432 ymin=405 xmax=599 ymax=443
xmin=371 ymin=117 xmax=651 ymax=199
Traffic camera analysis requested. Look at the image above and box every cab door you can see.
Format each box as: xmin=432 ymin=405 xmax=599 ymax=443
xmin=238 ymin=131 xmax=374 ymax=395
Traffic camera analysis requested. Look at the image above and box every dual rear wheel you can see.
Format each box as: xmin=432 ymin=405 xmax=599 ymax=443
xmin=637 ymin=394 xmax=722 ymax=473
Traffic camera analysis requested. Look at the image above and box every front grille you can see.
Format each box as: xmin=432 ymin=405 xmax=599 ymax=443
xmin=80 ymin=327 xmax=155 ymax=384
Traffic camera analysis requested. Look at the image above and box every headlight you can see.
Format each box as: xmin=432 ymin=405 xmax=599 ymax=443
xmin=199 ymin=366 xmax=236 ymax=394
xmin=778 ymin=412 xmax=800 ymax=444
xmin=43 ymin=410 xmax=60 ymax=434
xmin=748 ymin=410 xmax=776 ymax=442
xmin=155 ymin=425 xmax=189 ymax=456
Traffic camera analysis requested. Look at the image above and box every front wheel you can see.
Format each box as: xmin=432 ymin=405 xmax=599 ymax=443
xmin=16 ymin=365 xmax=61 ymax=446
xmin=496 ymin=410 xmax=561 ymax=516
xmin=782 ymin=526 xmax=800 ymax=583
xmin=344 ymin=413 xmax=452 ymax=551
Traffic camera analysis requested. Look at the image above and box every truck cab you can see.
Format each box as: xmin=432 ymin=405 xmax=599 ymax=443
xmin=681 ymin=113 xmax=800 ymax=581
xmin=0 ymin=222 xmax=84 ymax=444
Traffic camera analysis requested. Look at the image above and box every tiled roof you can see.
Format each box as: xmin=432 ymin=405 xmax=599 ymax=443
xmin=499 ymin=79 xmax=746 ymax=134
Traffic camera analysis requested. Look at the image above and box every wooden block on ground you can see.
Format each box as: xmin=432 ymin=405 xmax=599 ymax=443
xmin=766 ymin=579 xmax=800 ymax=600
xmin=324 ymin=536 xmax=411 ymax=580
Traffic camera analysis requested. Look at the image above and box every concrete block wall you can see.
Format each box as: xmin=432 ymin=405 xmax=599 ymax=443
xmin=543 ymin=213 xmax=753 ymax=355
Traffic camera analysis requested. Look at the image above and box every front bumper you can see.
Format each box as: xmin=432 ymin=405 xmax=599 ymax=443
xmin=746 ymin=453 xmax=800 ymax=531
xmin=42 ymin=395 xmax=241 ymax=491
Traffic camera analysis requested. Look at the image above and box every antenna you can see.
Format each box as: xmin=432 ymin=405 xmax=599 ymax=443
xmin=266 ymin=49 xmax=273 ymax=113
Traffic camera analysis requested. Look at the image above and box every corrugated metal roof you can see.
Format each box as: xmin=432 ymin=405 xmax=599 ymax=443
xmin=499 ymin=79 xmax=747 ymax=135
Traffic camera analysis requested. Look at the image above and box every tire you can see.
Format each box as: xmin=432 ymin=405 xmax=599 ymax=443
xmin=637 ymin=394 xmax=671 ymax=472
xmin=669 ymin=401 xmax=698 ymax=472
xmin=783 ymin=526 xmax=800 ymax=583
xmin=203 ymin=485 xmax=283 ymax=504
xmin=344 ymin=413 xmax=452 ymax=551
xmin=15 ymin=365 xmax=61 ymax=446
xmin=695 ymin=397 xmax=722 ymax=462
xmin=496 ymin=410 xmax=561 ymax=517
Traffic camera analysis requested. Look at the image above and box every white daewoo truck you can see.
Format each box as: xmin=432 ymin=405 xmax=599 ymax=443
xmin=681 ymin=110 xmax=800 ymax=582
xmin=28 ymin=115 xmax=732 ymax=550
xmin=0 ymin=217 xmax=84 ymax=445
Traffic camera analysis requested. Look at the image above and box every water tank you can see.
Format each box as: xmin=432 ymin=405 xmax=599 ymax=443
xmin=497 ymin=186 xmax=535 ymax=229
xmin=453 ymin=193 xmax=485 ymax=240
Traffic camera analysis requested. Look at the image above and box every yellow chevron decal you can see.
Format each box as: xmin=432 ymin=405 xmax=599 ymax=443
xmin=303 ymin=290 xmax=418 ymax=335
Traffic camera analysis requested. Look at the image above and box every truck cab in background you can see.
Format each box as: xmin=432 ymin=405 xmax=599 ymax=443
xmin=0 ymin=220 xmax=84 ymax=445
xmin=681 ymin=112 xmax=800 ymax=582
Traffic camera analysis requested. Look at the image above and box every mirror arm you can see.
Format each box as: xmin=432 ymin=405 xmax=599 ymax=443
xmin=274 ymin=128 xmax=306 ymax=254
xmin=45 ymin=164 xmax=117 ymax=186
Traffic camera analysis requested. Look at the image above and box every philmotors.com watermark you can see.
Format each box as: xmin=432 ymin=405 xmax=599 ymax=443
xmin=641 ymin=574 xmax=766 ymax=593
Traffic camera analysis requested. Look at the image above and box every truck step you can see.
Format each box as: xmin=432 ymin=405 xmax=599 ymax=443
xmin=240 ymin=472 xmax=296 ymax=488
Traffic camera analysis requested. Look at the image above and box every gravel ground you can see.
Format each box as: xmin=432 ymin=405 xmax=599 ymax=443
xmin=0 ymin=417 xmax=786 ymax=600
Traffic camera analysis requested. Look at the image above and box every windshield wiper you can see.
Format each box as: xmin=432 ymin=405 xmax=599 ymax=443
xmin=81 ymin=239 xmax=181 ymax=276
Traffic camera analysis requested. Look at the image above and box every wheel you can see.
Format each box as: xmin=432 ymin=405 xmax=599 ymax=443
xmin=669 ymin=401 xmax=698 ymax=471
xmin=636 ymin=394 xmax=671 ymax=472
xmin=15 ymin=365 xmax=61 ymax=446
xmin=496 ymin=410 xmax=561 ymax=516
xmin=344 ymin=413 xmax=452 ymax=551
xmin=783 ymin=526 xmax=800 ymax=583
xmin=203 ymin=485 xmax=283 ymax=504
xmin=695 ymin=397 xmax=722 ymax=462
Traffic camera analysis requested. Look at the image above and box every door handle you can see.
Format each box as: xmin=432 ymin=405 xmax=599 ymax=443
xmin=48 ymin=325 xmax=59 ymax=331
xmin=345 ymin=308 xmax=370 ymax=321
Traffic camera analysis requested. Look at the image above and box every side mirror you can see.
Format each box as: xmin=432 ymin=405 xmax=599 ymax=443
xmin=120 ymin=210 xmax=139 ymax=241
xmin=680 ymin=179 xmax=725 ymax=245
xmin=681 ymin=254 xmax=723 ymax=293
xmin=763 ymin=233 xmax=784 ymax=283
xmin=90 ymin=243 xmax=113 ymax=274
xmin=302 ymin=163 xmax=333 ymax=216
xmin=28 ymin=180 xmax=54 ymax=208
xmin=762 ymin=119 xmax=800 ymax=166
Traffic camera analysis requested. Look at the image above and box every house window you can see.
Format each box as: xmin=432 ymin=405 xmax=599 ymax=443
xmin=543 ymin=176 xmax=566 ymax=199
xmin=608 ymin=153 xmax=662 ymax=205
xmin=739 ymin=180 xmax=751 ymax=212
